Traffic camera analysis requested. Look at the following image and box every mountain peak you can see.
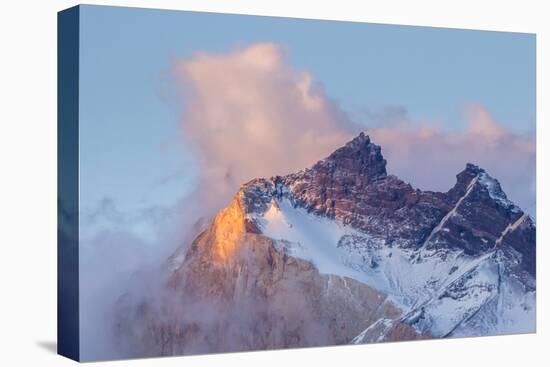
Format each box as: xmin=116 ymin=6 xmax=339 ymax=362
xmin=452 ymin=163 xmax=512 ymax=210
xmin=315 ymin=132 xmax=387 ymax=180
xmin=464 ymin=162 xmax=483 ymax=174
xmin=451 ymin=162 xmax=483 ymax=190
xmin=344 ymin=131 xmax=370 ymax=147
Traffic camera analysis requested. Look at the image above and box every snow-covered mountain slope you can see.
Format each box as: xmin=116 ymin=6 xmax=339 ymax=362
xmin=252 ymin=194 xmax=535 ymax=339
xmin=115 ymin=132 xmax=535 ymax=356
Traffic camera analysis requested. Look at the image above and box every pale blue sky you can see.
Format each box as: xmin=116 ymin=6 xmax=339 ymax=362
xmin=78 ymin=5 xmax=535 ymax=213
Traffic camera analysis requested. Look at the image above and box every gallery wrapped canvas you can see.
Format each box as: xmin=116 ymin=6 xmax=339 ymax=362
xmin=58 ymin=5 xmax=536 ymax=362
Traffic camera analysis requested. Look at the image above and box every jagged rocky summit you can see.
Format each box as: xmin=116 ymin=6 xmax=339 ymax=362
xmin=115 ymin=132 xmax=536 ymax=357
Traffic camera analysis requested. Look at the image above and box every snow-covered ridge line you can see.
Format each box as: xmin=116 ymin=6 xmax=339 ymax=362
xmin=494 ymin=213 xmax=528 ymax=248
xmin=352 ymin=318 xmax=393 ymax=344
xmin=419 ymin=175 xmax=479 ymax=250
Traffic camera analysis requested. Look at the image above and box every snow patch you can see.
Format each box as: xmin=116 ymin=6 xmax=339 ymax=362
xmin=259 ymin=198 xmax=368 ymax=283
xmin=478 ymin=171 xmax=518 ymax=211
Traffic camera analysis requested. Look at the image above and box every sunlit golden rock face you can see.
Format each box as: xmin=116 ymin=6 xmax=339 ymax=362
xmin=210 ymin=197 xmax=247 ymax=262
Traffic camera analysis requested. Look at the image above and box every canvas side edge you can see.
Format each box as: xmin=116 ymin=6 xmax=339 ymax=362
xmin=57 ymin=5 xmax=80 ymax=362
